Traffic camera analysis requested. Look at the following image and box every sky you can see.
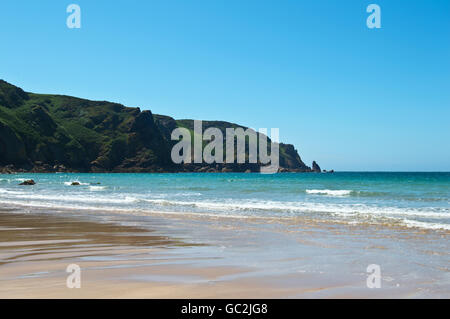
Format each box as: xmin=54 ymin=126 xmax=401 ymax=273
xmin=0 ymin=0 xmax=449 ymax=171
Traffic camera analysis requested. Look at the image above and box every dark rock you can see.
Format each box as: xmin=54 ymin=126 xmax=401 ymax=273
xmin=0 ymin=121 xmax=28 ymax=165
xmin=0 ymin=164 xmax=15 ymax=174
xmin=30 ymin=106 xmax=57 ymax=136
xmin=153 ymin=114 xmax=178 ymax=144
xmin=278 ymin=143 xmax=310 ymax=172
xmin=19 ymin=179 xmax=35 ymax=185
xmin=71 ymin=182 xmax=80 ymax=186
xmin=312 ymin=161 xmax=321 ymax=173
xmin=130 ymin=111 xmax=157 ymax=133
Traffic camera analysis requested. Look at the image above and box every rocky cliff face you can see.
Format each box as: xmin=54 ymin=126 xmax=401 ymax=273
xmin=153 ymin=116 xmax=312 ymax=172
xmin=0 ymin=80 xmax=317 ymax=173
xmin=312 ymin=160 xmax=321 ymax=172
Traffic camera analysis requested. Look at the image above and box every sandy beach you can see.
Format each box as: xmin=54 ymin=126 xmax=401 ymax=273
xmin=0 ymin=209 xmax=300 ymax=298
xmin=1 ymin=205 xmax=448 ymax=299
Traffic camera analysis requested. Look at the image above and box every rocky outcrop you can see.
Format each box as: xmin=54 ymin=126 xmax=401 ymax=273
xmin=278 ymin=143 xmax=310 ymax=172
xmin=19 ymin=179 xmax=35 ymax=185
xmin=312 ymin=161 xmax=321 ymax=173
xmin=0 ymin=120 xmax=28 ymax=165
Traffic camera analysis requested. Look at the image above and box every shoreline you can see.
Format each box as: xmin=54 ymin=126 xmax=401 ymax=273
xmin=2 ymin=199 xmax=450 ymax=234
xmin=0 ymin=165 xmax=315 ymax=174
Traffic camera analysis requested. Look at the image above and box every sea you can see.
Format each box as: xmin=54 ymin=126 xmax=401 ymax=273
xmin=0 ymin=172 xmax=449 ymax=231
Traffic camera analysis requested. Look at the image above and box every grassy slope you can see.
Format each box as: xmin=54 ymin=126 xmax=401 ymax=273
xmin=0 ymin=80 xmax=311 ymax=172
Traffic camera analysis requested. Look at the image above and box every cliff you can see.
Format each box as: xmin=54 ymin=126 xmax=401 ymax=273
xmin=0 ymin=80 xmax=316 ymax=173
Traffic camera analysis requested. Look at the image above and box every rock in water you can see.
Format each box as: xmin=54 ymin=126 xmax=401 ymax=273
xmin=71 ymin=182 xmax=81 ymax=186
xmin=312 ymin=161 xmax=321 ymax=173
xmin=19 ymin=179 xmax=35 ymax=185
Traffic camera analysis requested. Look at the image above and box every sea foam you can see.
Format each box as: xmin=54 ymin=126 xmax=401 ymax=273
xmin=306 ymin=189 xmax=352 ymax=196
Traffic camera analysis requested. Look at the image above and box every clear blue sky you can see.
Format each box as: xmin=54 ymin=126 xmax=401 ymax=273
xmin=1 ymin=0 xmax=449 ymax=171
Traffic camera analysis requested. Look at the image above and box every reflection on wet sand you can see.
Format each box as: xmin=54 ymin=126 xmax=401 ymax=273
xmin=0 ymin=209 xmax=266 ymax=298
xmin=0 ymin=207 xmax=449 ymax=298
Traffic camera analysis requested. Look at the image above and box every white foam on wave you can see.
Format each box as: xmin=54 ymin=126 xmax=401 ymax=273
xmin=1 ymin=189 xmax=449 ymax=219
xmin=139 ymin=198 xmax=448 ymax=218
xmin=306 ymin=189 xmax=352 ymax=196
xmin=1 ymin=186 xmax=449 ymax=231
xmin=1 ymin=196 xmax=449 ymax=230
xmin=2 ymin=198 xmax=449 ymax=231
xmin=0 ymin=188 xmax=25 ymax=195
xmin=0 ymin=199 xmax=255 ymax=221
xmin=402 ymin=219 xmax=450 ymax=231
xmin=0 ymin=192 xmax=136 ymax=205
xmin=89 ymin=186 xmax=107 ymax=191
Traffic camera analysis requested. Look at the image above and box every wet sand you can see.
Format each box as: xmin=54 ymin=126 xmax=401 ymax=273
xmin=0 ymin=208 xmax=448 ymax=298
xmin=0 ymin=210 xmax=292 ymax=298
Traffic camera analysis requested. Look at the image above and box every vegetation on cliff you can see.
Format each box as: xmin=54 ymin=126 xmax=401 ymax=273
xmin=0 ymin=80 xmax=314 ymax=173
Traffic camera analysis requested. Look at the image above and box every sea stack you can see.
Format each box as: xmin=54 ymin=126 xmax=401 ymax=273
xmin=312 ymin=161 xmax=321 ymax=173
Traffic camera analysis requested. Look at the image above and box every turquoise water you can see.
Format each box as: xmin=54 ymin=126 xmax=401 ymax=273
xmin=0 ymin=172 xmax=449 ymax=230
